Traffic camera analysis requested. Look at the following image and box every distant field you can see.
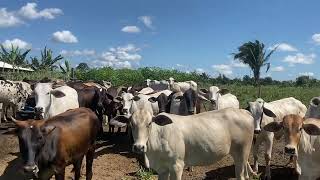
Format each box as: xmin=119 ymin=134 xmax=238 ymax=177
xmin=219 ymin=85 xmax=319 ymax=107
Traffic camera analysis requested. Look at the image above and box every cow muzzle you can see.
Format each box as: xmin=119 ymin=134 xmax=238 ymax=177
xmin=284 ymin=145 xmax=297 ymax=156
xmin=132 ymin=144 xmax=146 ymax=154
xmin=23 ymin=164 xmax=39 ymax=175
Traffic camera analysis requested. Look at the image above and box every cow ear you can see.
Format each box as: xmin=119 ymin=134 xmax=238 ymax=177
xmin=152 ymin=115 xmax=173 ymax=126
xmin=199 ymin=88 xmax=209 ymax=94
xmin=264 ymin=121 xmax=282 ymax=132
xmin=263 ymin=107 xmax=276 ymax=118
xmin=114 ymin=96 xmax=123 ymax=103
xmin=132 ymin=96 xmax=140 ymax=101
xmin=110 ymin=115 xmax=130 ymax=127
xmin=148 ymin=97 xmax=157 ymax=103
xmin=50 ymin=90 xmax=66 ymax=98
xmin=303 ymin=121 xmax=320 ymax=135
xmin=175 ymin=96 xmax=183 ymax=101
xmin=217 ymin=88 xmax=229 ymax=95
xmin=42 ymin=125 xmax=56 ymax=135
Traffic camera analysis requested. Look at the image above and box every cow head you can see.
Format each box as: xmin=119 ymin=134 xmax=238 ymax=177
xmin=110 ymin=110 xmax=172 ymax=154
xmin=34 ymin=83 xmax=66 ymax=119
xmin=264 ymin=115 xmax=320 ymax=157
xmin=148 ymin=93 xmax=173 ymax=113
xmin=246 ymin=98 xmax=277 ymax=134
xmin=114 ymin=92 xmax=135 ymax=116
xmin=183 ymin=89 xmax=197 ymax=115
xmin=199 ymin=86 xmax=229 ymax=110
xmin=12 ymin=118 xmax=57 ymax=177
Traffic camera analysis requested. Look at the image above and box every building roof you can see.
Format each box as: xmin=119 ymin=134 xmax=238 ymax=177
xmin=0 ymin=61 xmax=34 ymax=72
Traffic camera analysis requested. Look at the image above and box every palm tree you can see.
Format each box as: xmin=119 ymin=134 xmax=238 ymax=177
xmin=0 ymin=44 xmax=31 ymax=73
xmin=30 ymin=47 xmax=63 ymax=71
xmin=233 ymin=40 xmax=277 ymax=97
xmin=59 ymin=60 xmax=71 ymax=81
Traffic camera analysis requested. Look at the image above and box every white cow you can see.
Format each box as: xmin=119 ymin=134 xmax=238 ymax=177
xmin=247 ymin=97 xmax=307 ymax=179
xmin=199 ymin=86 xmax=239 ymax=110
xmin=111 ymin=108 xmax=254 ymax=180
xmin=305 ymin=96 xmax=320 ymax=118
xmin=264 ymin=115 xmax=320 ymax=180
xmin=168 ymin=77 xmax=197 ymax=93
xmin=0 ymin=80 xmax=32 ymax=121
xmin=34 ymin=83 xmax=79 ymax=119
xmin=145 ymin=79 xmax=170 ymax=91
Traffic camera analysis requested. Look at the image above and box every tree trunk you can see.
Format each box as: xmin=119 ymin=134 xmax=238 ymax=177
xmin=258 ymin=84 xmax=262 ymax=98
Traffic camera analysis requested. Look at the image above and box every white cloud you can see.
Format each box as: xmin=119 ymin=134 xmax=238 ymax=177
xmin=121 ymin=26 xmax=141 ymax=33
xmin=176 ymin=64 xmax=184 ymax=67
xmin=299 ymin=72 xmax=314 ymax=76
xmin=2 ymin=38 xmax=31 ymax=49
xmin=0 ymin=8 xmax=23 ymax=27
xmin=138 ymin=16 xmax=153 ymax=29
xmin=312 ymin=34 xmax=320 ymax=45
xmin=60 ymin=49 xmax=95 ymax=57
xmin=196 ymin=68 xmax=204 ymax=73
xmin=271 ymin=66 xmax=285 ymax=72
xmin=283 ymin=53 xmax=316 ymax=66
xmin=268 ymin=43 xmax=297 ymax=52
xmin=93 ymin=44 xmax=142 ymax=68
xmin=18 ymin=3 xmax=62 ymax=20
xmin=212 ymin=64 xmax=233 ymax=75
xmin=231 ymin=60 xmax=248 ymax=68
xmin=0 ymin=3 xmax=62 ymax=28
xmin=52 ymin=30 xmax=78 ymax=43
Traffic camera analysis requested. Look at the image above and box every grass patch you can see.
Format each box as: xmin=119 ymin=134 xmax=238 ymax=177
xmin=135 ymin=167 xmax=154 ymax=180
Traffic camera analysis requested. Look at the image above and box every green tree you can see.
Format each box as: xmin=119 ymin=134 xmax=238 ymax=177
xmin=0 ymin=45 xmax=31 ymax=72
xmin=30 ymin=47 xmax=63 ymax=71
xmin=76 ymin=62 xmax=90 ymax=71
xmin=233 ymin=40 xmax=277 ymax=97
xmin=59 ymin=60 xmax=71 ymax=80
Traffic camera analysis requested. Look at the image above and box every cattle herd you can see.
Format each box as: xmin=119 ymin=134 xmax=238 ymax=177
xmin=1 ymin=77 xmax=320 ymax=180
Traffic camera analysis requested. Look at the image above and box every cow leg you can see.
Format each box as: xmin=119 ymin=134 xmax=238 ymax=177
xmin=231 ymin=144 xmax=251 ymax=180
xmin=73 ymin=156 xmax=84 ymax=180
xmin=169 ymin=161 xmax=184 ymax=180
xmin=252 ymin=134 xmax=263 ymax=173
xmin=86 ymin=147 xmax=95 ymax=180
xmin=263 ymin=133 xmax=274 ymax=180
xmin=55 ymin=168 xmax=65 ymax=180
xmin=158 ymin=170 xmax=169 ymax=180
xmin=2 ymin=103 xmax=7 ymax=122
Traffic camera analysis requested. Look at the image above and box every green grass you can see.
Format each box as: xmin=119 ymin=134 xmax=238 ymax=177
xmin=135 ymin=167 xmax=154 ymax=180
xmin=222 ymin=85 xmax=319 ymax=107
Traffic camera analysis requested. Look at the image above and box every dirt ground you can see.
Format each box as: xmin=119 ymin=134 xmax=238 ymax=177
xmin=0 ymin=122 xmax=299 ymax=180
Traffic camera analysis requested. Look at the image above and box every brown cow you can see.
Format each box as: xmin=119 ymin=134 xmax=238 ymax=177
xmin=13 ymin=107 xmax=100 ymax=180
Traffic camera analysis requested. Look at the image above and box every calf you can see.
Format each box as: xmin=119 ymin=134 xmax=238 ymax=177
xmin=246 ymin=97 xmax=307 ymax=179
xmin=13 ymin=108 xmax=100 ymax=180
xmin=111 ymin=108 xmax=254 ymax=180
xmin=264 ymin=115 xmax=320 ymax=179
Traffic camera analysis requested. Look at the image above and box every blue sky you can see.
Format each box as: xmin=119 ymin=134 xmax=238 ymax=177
xmin=1 ymin=0 xmax=320 ymax=80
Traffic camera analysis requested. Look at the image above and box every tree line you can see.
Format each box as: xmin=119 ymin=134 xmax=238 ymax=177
xmin=0 ymin=41 xmax=318 ymax=90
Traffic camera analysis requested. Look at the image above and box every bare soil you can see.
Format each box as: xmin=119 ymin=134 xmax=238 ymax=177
xmin=0 ymin=122 xmax=298 ymax=180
